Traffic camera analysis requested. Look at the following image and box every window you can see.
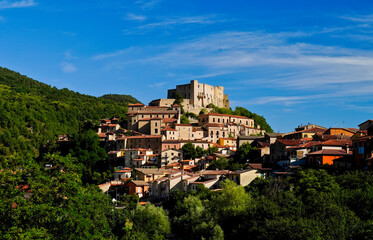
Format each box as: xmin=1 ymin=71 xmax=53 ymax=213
xmin=213 ymin=118 xmax=215 ymax=122
xmin=155 ymin=122 xmax=158 ymax=127
xmin=218 ymin=118 xmax=220 ymax=123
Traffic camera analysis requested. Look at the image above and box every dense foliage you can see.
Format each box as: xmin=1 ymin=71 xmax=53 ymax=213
xmin=100 ymin=94 xmax=141 ymax=105
xmin=0 ymin=67 xmax=140 ymax=162
xmin=164 ymin=170 xmax=373 ymax=240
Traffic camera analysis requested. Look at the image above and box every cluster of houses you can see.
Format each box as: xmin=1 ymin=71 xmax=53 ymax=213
xmin=89 ymin=81 xmax=373 ymax=202
xmin=96 ymin=117 xmax=373 ymax=203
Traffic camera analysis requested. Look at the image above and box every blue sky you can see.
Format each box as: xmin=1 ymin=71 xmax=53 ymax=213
xmin=1 ymin=0 xmax=373 ymax=132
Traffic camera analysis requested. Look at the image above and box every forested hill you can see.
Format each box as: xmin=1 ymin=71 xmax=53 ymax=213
xmin=0 ymin=67 xmax=139 ymax=161
xmin=100 ymin=94 xmax=141 ymax=104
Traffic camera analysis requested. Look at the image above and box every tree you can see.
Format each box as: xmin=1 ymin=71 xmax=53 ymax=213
xmin=196 ymin=146 xmax=203 ymax=157
xmin=234 ymin=143 xmax=256 ymax=164
xmin=180 ymin=115 xmax=190 ymax=124
xmin=173 ymin=195 xmax=223 ymax=239
xmin=208 ymin=157 xmax=229 ymax=170
xmin=182 ymin=142 xmax=197 ymax=159
xmin=128 ymin=204 xmax=170 ymax=239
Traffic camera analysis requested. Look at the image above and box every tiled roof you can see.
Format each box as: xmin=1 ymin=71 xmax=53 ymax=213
xmin=200 ymin=113 xmax=251 ymax=119
xmin=277 ymin=139 xmax=302 ymax=146
xmin=128 ymin=103 xmax=145 ymax=107
xmin=162 ymin=126 xmax=177 ymax=131
xmin=162 ymin=118 xmax=178 ymax=123
xmin=248 ymin=163 xmax=273 ymax=171
xmin=205 ymin=123 xmax=226 ymax=128
xmin=317 ymin=139 xmax=352 ymax=146
xmin=130 ymin=180 xmax=149 ymax=186
xmin=287 ymin=141 xmax=321 ymax=149
xmin=300 ymin=127 xmax=326 ymax=133
xmin=307 ymin=149 xmax=352 ymax=156
xmin=202 ymin=170 xmax=229 ymax=175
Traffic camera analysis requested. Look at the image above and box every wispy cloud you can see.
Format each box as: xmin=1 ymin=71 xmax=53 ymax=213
xmin=124 ymin=15 xmax=223 ymax=34
xmin=135 ymin=0 xmax=162 ymax=9
xmin=126 ymin=13 xmax=147 ymax=22
xmin=0 ymin=0 xmax=36 ymax=9
xmin=91 ymin=48 xmax=133 ymax=61
xmin=148 ymin=81 xmax=168 ymax=88
xmin=341 ymin=14 xmax=373 ymax=23
xmin=60 ymin=62 xmax=77 ymax=73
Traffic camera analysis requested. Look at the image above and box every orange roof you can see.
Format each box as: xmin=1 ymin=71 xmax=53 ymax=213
xmin=128 ymin=103 xmax=145 ymax=107
xmin=317 ymin=139 xmax=352 ymax=146
xmin=277 ymin=139 xmax=302 ymax=146
xmin=162 ymin=118 xmax=178 ymax=123
xmin=162 ymin=126 xmax=177 ymax=131
xmin=206 ymin=123 xmax=226 ymax=128
xmin=200 ymin=113 xmax=250 ymax=119
xmin=307 ymin=149 xmax=352 ymax=156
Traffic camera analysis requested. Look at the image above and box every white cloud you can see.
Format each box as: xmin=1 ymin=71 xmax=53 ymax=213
xmin=60 ymin=62 xmax=77 ymax=73
xmin=91 ymin=48 xmax=133 ymax=61
xmin=341 ymin=14 xmax=373 ymax=23
xmin=126 ymin=13 xmax=147 ymax=22
xmin=135 ymin=0 xmax=162 ymax=9
xmin=148 ymin=81 xmax=168 ymax=88
xmin=124 ymin=15 xmax=223 ymax=34
xmin=0 ymin=0 xmax=36 ymax=9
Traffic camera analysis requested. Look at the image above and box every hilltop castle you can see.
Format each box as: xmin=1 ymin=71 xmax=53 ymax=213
xmin=149 ymin=80 xmax=229 ymax=114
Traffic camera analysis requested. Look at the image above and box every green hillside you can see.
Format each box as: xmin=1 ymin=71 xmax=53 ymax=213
xmin=0 ymin=67 xmax=139 ymax=162
xmin=100 ymin=94 xmax=141 ymax=104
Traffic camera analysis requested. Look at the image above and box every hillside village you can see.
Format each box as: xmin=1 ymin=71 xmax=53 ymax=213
xmin=61 ymin=80 xmax=373 ymax=203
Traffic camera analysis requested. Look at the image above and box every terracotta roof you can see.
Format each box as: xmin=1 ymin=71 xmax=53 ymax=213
xmin=200 ymin=113 xmax=251 ymax=119
xmin=162 ymin=118 xmax=178 ymax=123
xmin=287 ymin=141 xmax=321 ymax=150
xmin=307 ymin=149 xmax=352 ymax=156
xmin=277 ymin=139 xmax=302 ymax=146
xmin=317 ymin=139 xmax=352 ymax=146
xmin=192 ymin=127 xmax=203 ymax=132
xmin=248 ymin=163 xmax=273 ymax=171
xmin=162 ymin=126 xmax=177 ymax=131
xmin=205 ymin=123 xmax=226 ymax=128
xmin=130 ymin=180 xmax=149 ymax=186
xmin=346 ymin=128 xmax=359 ymax=133
xmin=300 ymin=127 xmax=326 ymax=133
xmin=128 ymin=103 xmax=145 ymax=107
xmin=202 ymin=170 xmax=229 ymax=175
